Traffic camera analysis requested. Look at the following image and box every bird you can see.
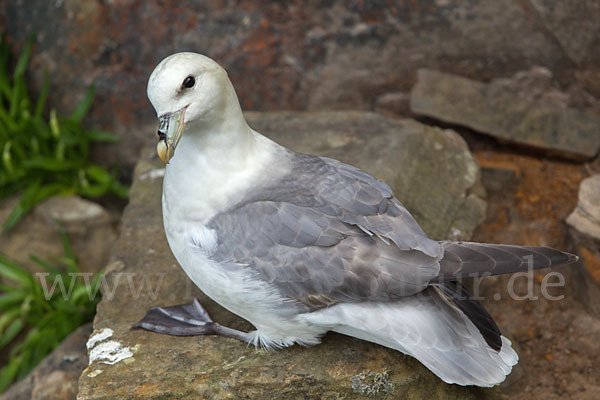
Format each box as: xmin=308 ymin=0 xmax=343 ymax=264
xmin=133 ymin=52 xmax=578 ymax=387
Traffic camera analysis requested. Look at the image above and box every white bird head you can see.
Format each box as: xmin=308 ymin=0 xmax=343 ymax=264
xmin=147 ymin=52 xmax=239 ymax=163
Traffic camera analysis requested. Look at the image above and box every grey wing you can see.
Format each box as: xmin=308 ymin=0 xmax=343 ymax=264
xmin=314 ymin=156 xmax=442 ymax=257
xmin=208 ymin=201 xmax=441 ymax=308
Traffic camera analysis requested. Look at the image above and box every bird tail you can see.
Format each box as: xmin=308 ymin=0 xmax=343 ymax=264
xmin=305 ymin=287 xmax=518 ymax=387
xmin=434 ymin=241 xmax=578 ymax=281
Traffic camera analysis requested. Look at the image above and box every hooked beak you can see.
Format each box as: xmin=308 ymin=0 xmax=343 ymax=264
xmin=156 ymin=105 xmax=188 ymax=163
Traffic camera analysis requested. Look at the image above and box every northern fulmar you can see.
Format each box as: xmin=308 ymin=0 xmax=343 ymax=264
xmin=134 ymin=52 xmax=577 ymax=387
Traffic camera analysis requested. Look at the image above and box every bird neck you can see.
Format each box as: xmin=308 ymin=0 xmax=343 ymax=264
xmin=180 ymin=81 xmax=255 ymax=166
xmin=162 ymin=92 xmax=281 ymax=224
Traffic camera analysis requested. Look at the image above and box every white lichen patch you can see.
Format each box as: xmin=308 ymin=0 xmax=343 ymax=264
xmin=89 ymin=340 xmax=133 ymax=365
xmin=86 ymin=328 xmax=133 ymax=366
xmin=352 ymin=370 xmax=394 ymax=396
xmin=87 ymin=328 xmax=114 ymax=350
xmin=87 ymin=369 xmax=104 ymax=378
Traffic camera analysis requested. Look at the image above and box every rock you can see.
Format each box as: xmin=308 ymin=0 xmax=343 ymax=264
xmin=0 ymin=323 xmax=92 ymax=400
xmin=2 ymin=1 xmax=599 ymax=169
xmin=410 ymin=69 xmax=600 ymax=160
xmin=567 ymin=174 xmax=600 ymax=316
xmin=479 ymin=160 xmax=521 ymax=194
xmin=0 ymin=195 xmax=117 ymax=274
xmin=528 ymin=0 xmax=600 ymax=68
xmin=374 ymin=92 xmax=411 ymax=118
xmin=77 ymin=112 xmax=490 ymax=399
xmin=567 ymin=175 xmax=600 ymax=241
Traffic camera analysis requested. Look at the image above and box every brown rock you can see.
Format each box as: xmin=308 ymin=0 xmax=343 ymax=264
xmin=0 ymin=323 xmax=92 ymax=400
xmin=0 ymin=196 xmax=117 ymax=274
xmin=479 ymin=160 xmax=521 ymax=194
xmin=410 ymin=69 xmax=600 ymax=159
xmin=374 ymin=92 xmax=411 ymax=118
xmin=77 ymin=112 xmax=491 ymax=399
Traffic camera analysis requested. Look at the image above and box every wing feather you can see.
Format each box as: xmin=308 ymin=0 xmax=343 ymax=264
xmin=206 ymin=152 xmax=442 ymax=308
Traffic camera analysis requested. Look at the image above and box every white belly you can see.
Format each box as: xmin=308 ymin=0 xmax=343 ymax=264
xmin=164 ymin=217 xmax=326 ymax=349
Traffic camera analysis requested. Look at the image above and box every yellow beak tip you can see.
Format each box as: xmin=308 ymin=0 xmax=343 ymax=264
xmin=157 ymin=140 xmax=170 ymax=164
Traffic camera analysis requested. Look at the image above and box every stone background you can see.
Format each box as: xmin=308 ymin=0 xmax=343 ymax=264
xmin=1 ymin=0 xmax=599 ymax=170
xmin=1 ymin=1 xmax=600 ymax=399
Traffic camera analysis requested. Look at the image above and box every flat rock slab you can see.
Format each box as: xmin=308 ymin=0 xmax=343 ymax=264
xmin=410 ymin=69 xmax=600 ymax=160
xmin=78 ymin=112 xmax=492 ymax=399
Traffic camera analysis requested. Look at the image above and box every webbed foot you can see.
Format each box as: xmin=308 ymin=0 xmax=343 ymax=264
xmin=132 ymin=298 xmax=250 ymax=342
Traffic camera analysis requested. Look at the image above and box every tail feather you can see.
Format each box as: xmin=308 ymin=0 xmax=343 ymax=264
xmin=435 ymin=241 xmax=578 ymax=281
xmin=305 ymin=287 xmax=518 ymax=387
xmin=432 ymin=281 xmax=502 ymax=351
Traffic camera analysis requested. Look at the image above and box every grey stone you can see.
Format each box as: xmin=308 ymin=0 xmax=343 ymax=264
xmin=528 ymin=0 xmax=600 ymax=67
xmin=374 ymin=92 xmax=411 ymax=118
xmin=567 ymin=175 xmax=600 ymax=241
xmin=0 ymin=195 xmax=117 ymax=274
xmin=0 ymin=323 xmax=92 ymax=400
xmin=410 ymin=69 xmax=600 ymax=159
xmin=567 ymin=174 xmax=600 ymax=316
xmin=77 ymin=112 xmax=491 ymax=399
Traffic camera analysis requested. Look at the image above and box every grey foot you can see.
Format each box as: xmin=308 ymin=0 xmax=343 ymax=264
xmin=132 ymin=298 xmax=250 ymax=342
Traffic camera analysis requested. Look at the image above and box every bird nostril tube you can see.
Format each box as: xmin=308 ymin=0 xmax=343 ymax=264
xmin=158 ymin=131 xmax=167 ymax=142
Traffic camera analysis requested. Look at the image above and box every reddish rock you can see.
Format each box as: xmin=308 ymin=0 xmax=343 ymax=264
xmin=1 ymin=0 xmax=598 ymax=169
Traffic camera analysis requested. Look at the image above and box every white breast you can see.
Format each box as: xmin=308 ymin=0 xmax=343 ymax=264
xmin=165 ymin=220 xmax=326 ymax=349
xmin=161 ymin=130 xmax=325 ymax=348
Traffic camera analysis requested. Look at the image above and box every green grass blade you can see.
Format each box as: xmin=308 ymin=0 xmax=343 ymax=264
xmin=1 ymin=180 xmax=39 ymax=232
xmin=59 ymin=229 xmax=75 ymax=262
xmin=1 ymin=181 xmax=64 ymax=232
xmin=13 ymin=36 xmax=33 ymax=79
xmin=34 ymin=70 xmax=49 ymax=118
xmin=0 ymin=318 xmax=24 ymax=349
xmin=9 ymin=74 xmax=24 ymax=119
xmin=0 ymin=308 xmax=20 ymax=333
xmin=29 ymin=255 xmax=62 ymax=277
xmin=0 ymin=357 xmax=20 ymax=393
xmin=0 ymin=291 xmax=27 ymax=312
xmin=87 ymin=129 xmax=120 ymax=142
xmin=0 ymin=255 xmax=32 ymax=285
xmin=22 ymin=156 xmax=81 ymax=171
xmin=112 ymin=181 xmax=130 ymax=198
xmin=69 ymin=84 xmax=95 ymax=123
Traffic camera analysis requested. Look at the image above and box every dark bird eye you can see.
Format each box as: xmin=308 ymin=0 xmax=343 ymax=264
xmin=182 ymin=76 xmax=195 ymax=89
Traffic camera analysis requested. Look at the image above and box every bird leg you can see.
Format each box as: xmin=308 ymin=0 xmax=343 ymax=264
xmin=132 ymin=298 xmax=251 ymax=343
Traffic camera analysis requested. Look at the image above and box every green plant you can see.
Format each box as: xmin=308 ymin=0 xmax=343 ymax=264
xmin=0 ymin=231 xmax=103 ymax=393
xmin=0 ymin=35 xmax=129 ymax=231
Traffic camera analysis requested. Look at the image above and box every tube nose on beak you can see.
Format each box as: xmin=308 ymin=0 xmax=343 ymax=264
xmin=155 ymin=106 xmax=187 ymax=164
